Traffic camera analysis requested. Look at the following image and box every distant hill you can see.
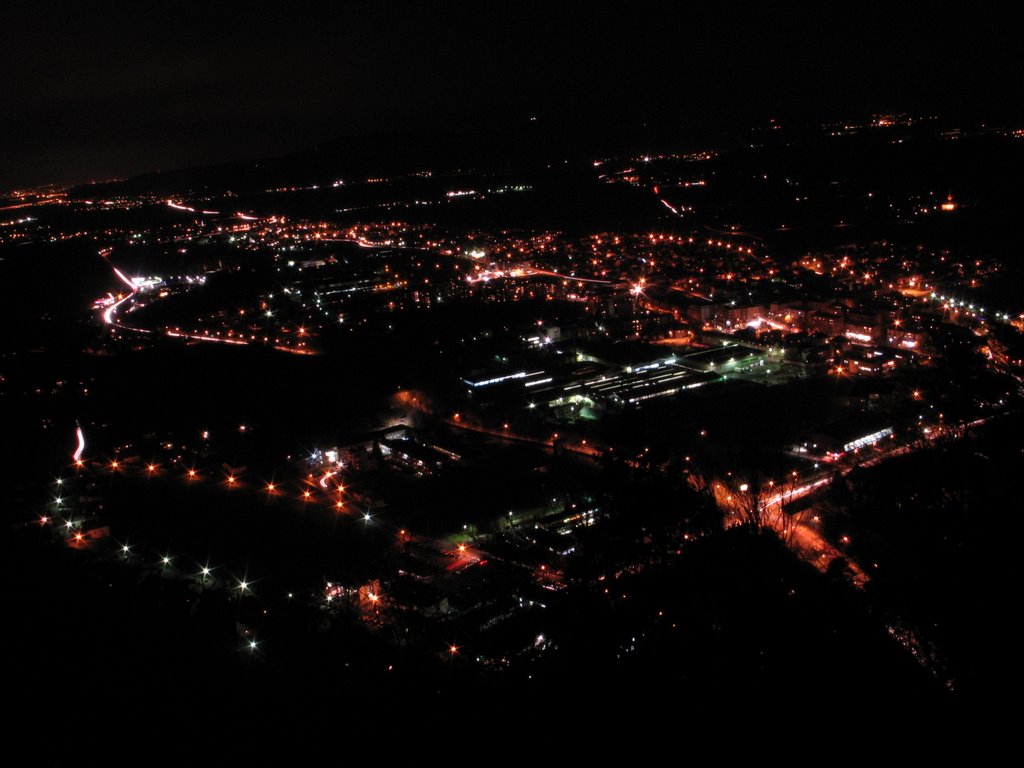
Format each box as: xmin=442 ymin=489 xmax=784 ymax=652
xmin=67 ymin=116 xmax=748 ymax=199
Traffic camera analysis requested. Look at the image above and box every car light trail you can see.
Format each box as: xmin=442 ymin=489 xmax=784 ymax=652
xmin=167 ymin=200 xmax=221 ymax=215
xmin=102 ymin=291 xmax=134 ymax=324
xmin=165 ymin=330 xmax=249 ymax=345
xmin=467 ymin=266 xmax=611 ymax=285
xmin=72 ymin=423 xmax=86 ymax=462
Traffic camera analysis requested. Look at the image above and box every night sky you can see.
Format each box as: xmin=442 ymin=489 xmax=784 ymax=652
xmin=3 ymin=2 xmax=1021 ymax=189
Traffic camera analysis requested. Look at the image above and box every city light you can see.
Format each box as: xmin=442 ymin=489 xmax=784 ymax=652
xmin=9 ymin=89 xmax=1010 ymax=706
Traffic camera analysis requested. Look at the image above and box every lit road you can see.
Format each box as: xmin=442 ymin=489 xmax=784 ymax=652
xmin=166 ymin=199 xmax=263 ymax=221
xmin=395 ymin=390 xmax=603 ymax=459
xmin=714 ymin=475 xmax=868 ymax=586
xmin=97 ymin=249 xmax=139 ymax=328
xmin=94 ymin=248 xmax=314 ymax=354
xmin=445 ymin=544 xmax=482 ymax=572
xmin=724 ymin=412 xmax=1007 ymax=588
xmin=95 ymin=249 xmax=155 ymax=335
xmin=466 ymin=265 xmax=611 ymax=286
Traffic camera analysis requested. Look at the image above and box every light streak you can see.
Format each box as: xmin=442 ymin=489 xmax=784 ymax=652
xmin=73 ymin=424 xmax=86 ymax=462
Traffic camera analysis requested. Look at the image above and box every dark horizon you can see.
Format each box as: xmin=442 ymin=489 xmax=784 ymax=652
xmin=3 ymin=2 xmax=1021 ymax=190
